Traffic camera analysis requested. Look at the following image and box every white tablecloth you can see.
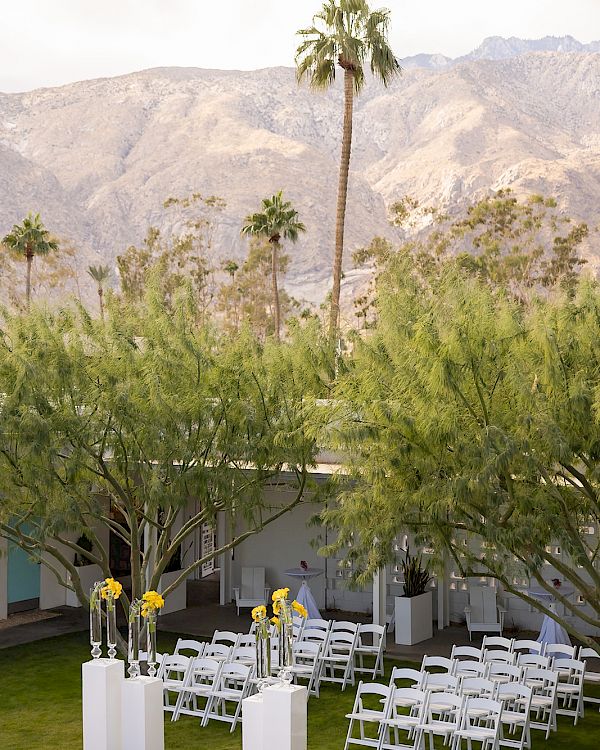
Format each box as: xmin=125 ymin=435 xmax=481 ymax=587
xmin=527 ymin=586 xmax=573 ymax=652
xmin=284 ymin=568 xmax=323 ymax=619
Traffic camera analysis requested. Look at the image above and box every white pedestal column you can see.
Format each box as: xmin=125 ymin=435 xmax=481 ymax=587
xmin=242 ymin=692 xmax=264 ymax=750
xmin=263 ymin=684 xmax=308 ymax=750
xmin=82 ymin=658 xmax=124 ymax=750
xmin=121 ymin=677 xmax=164 ymax=750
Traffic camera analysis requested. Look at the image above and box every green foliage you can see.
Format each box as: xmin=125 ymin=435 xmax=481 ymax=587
xmin=323 ymin=258 xmax=600 ymax=646
xmin=296 ymin=0 xmax=400 ymax=93
xmin=400 ymin=547 xmax=431 ymax=597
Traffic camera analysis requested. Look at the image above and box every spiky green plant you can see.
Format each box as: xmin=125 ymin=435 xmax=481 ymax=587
xmin=400 ymin=547 xmax=431 ymax=597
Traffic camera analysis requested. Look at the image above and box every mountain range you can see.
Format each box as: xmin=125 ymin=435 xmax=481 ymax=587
xmin=0 ymin=36 xmax=599 ymax=314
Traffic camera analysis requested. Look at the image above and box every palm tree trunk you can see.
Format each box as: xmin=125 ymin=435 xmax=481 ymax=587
xmin=25 ymin=252 xmax=33 ymax=309
xmin=329 ymin=68 xmax=355 ymax=339
xmin=271 ymin=240 xmax=281 ymax=341
xmin=98 ymin=287 xmax=105 ymax=322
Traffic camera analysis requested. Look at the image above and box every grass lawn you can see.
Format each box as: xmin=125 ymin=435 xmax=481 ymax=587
xmin=1 ymin=631 xmax=599 ymax=749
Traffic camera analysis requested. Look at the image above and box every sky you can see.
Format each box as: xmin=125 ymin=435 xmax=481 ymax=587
xmin=2 ymin=0 xmax=600 ymax=92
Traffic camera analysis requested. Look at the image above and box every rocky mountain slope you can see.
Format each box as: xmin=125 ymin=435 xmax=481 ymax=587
xmin=0 ymin=38 xmax=599 ymax=310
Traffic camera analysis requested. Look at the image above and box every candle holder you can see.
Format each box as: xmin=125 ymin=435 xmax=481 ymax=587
xmin=127 ymin=599 xmax=142 ymax=679
xmin=146 ymin=609 xmax=158 ymax=677
xmin=106 ymin=590 xmax=118 ymax=659
xmin=255 ymin=615 xmax=272 ymax=692
xmin=89 ymin=581 xmax=104 ymax=659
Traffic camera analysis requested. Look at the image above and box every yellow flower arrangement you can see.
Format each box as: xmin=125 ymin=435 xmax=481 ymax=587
xmin=141 ymin=590 xmax=165 ymax=618
xmin=101 ymin=578 xmax=123 ymax=600
xmin=291 ymin=600 xmax=308 ymax=619
xmin=272 ymin=587 xmax=290 ymax=602
xmin=270 ymin=616 xmax=280 ymax=629
xmin=251 ymin=605 xmax=267 ymax=622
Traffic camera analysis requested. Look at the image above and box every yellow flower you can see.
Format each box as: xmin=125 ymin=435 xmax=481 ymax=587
xmin=101 ymin=578 xmax=123 ymax=600
xmin=271 ymin=587 xmax=290 ymax=602
xmin=140 ymin=590 xmax=165 ymax=617
xmin=272 ymin=599 xmax=281 ymax=615
xmin=291 ymin=600 xmax=308 ymax=619
xmin=271 ymin=616 xmax=280 ymax=629
xmin=251 ymin=605 xmax=267 ymax=622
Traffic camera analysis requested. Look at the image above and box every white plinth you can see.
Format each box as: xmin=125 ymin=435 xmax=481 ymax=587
xmin=242 ymin=693 xmax=264 ymax=750
xmin=121 ymin=677 xmax=164 ymax=750
xmin=394 ymin=592 xmax=433 ymax=645
xmin=82 ymin=658 xmax=124 ymax=750
xmin=263 ymin=684 xmax=307 ymax=750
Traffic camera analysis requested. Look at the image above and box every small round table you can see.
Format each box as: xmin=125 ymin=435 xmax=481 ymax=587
xmin=527 ymin=586 xmax=574 ymax=652
xmin=284 ymin=568 xmax=323 ymax=619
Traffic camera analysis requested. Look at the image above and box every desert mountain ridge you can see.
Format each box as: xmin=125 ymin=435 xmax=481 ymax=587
xmin=0 ymin=36 xmax=599 ymax=314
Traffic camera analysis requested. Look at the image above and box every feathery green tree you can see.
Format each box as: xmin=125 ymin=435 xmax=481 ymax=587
xmin=296 ymin=0 xmax=399 ymax=337
xmin=87 ymin=264 xmax=111 ymax=321
xmin=0 ymin=287 xmax=330 ymax=653
xmin=2 ymin=213 xmax=59 ymax=308
xmin=322 ymin=257 xmax=600 ymax=648
xmin=241 ymin=191 xmax=305 ymax=341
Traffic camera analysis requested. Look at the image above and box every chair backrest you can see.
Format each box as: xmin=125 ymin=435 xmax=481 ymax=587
xmin=513 ymin=639 xmax=544 ymax=655
xmin=580 ymin=647 xmax=600 ymax=674
xmin=162 ymin=654 xmax=191 ymax=682
xmin=423 ymin=672 xmax=459 ymax=691
xmin=237 ymin=634 xmax=255 ymax=648
xmin=487 ymin=663 xmax=521 ymax=682
xmin=483 ymin=649 xmax=515 ymax=665
xmin=204 ymin=643 xmax=232 ymax=659
xmin=497 ymin=682 xmax=531 ymax=702
xmin=211 ymin=630 xmax=240 ymax=646
xmin=390 ymin=687 xmax=428 ymax=712
xmin=354 ymin=680 xmax=391 ymax=711
xmin=174 ymin=638 xmax=205 ymax=657
xmin=232 ymin=646 xmax=256 ymax=663
xmin=545 ymin=643 xmax=577 ymax=659
xmin=553 ymin=658 xmax=586 ymax=680
xmin=451 ymin=645 xmax=483 ymax=661
xmin=293 ymin=640 xmax=321 ymax=659
xmin=482 ymin=635 xmax=513 ymax=651
xmin=301 ymin=628 xmax=329 ymax=643
xmin=216 ymin=662 xmax=252 ymax=695
xmin=421 ymin=655 xmax=454 ymax=673
xmin=305 ymin=618 xmax=331 ymax=631
xmin=389 ymin=667 xmax=423 ymax=687
xmin=517 ymin=653 xmax=551 ymax=670
xmin=331 ymin=620 xmax=359 ymax=634
xmin=189 ymin=657 xmax=221 ymax=681
xmin=523 ymin=667 xmax=558 ymax=694
xmin=423 ymin=691 xmax=463 ymax=719
xmin=461 ymin=697 xmax=502 ymax=728
xmin=240 ymin=566 xmax=265 ymax=598
xmin=328 ymin=631 xmax=357 ymax=648
xmin=454 ymin=660 xmax=488 ymax=678
xmin=357 ymin=623 xmax=386 ymax=645
xmin=459 ymin=677 xmax=497 ymax=698
xmin=468 ymin=587 xmax=500 ymax=624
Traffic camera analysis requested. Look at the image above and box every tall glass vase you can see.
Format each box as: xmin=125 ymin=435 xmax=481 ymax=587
xmin=255 ymin=618 xmax=271 ymax=691
xmin=106 ymin=591 xmax=118 ymax=659
xmin=146 ymin=609 xmax=158 ymax=677
xmin=89 ymin=581 xmax=104 ymax=659
xmin=278 ymin=599 xmax=294 ymax=685
xmin=127 ymin=600 xmax=142 ymax=679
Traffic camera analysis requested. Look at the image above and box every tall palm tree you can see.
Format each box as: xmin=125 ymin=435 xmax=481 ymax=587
xmin=2 ymin=212 xmax=59 ymax=308
xmin=296 ymin=0 xmax=399 ymax=337
xmin=87 ymin=264 xmax=111 ymax=321
xmin=241 ymin=192 xmax=305 ymax=341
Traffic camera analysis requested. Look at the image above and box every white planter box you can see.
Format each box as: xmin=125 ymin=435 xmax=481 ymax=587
xmin=394 ymin=591 xmax=433 ymax=645
xmin=158 ymin=570 xmax=187 ymax=615
xmin=66 ymin=564 xmax=104 ymax=608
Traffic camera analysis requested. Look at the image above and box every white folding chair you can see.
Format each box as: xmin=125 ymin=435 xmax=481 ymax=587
xmin=487 ymin=663 xmax=522 ymax=686
xmin=415 ymin=691 xmax=463 ymax=749
xmin=482 ymin=635 xmax=514 ymax=651
xmin=458 ymin=676 xmax=497 ymax=700
xmin=172 ymin=657 xmax=222 ymax=722
xmin=451 ymin=645 xmax=484 ymax=661
xmin=579 ymin=646 xmax=600 ymax=709
xmin=343 ymin=681 xmax=391 ymax=750
xmin=204 ymin=643 xmax=233 ymax=662
xmin=355 ymin=624 xmax=386 ymax=678
xmin=232 ymin=646 xmax=257 ymax=667
xmin=236 ymin=634 xmax=256 ymax=648
xmin=318 ymin=630 xmax=359 ymax=690
xmin=202 ymin=662 xmax=252 ymax=731
xmin=554 ymin=658 xmax=585 ymax=724
xmin=211 ymin=630 xmax=240 ymax=648
xmin=160 ymin=655 xmax=191 ymax=717
xmin=379 ymin=688 xmax=427 ymax=750
xmin=497 ymin=683 xmax=532 ymax=750
xmin=545 ymin=643 xmax=577 ymax=661
xmin=422 ymin=672 xmax=459 ymax=694
xmin=484 ymin=649 xmax=516 ymax=665
xmin=454 ymin=659 xmax=489 ymax=679
xmin=453 ymin=697 xmax=502 ymax=750
xmin=513 ymin=639 xmax=544 ymax=656
xmin=291 ymin=640 xmax=322 ymax=697
xmin=421 ymin=655 xmax=455 ymax=674
xmin=300 ymin=627 xmax=330 ymax=653
xmin=523 ymin=667 xmax=558 ymax=739
xmin=389 ymin=667 xmax=424 ymax=690
xmin=333 ymin=620 xmax=360 ymax=634
xmin=292 ymin=615 xmax=306 ymax=640
xmin=517 ymin=653 xmax=552 ymax=671
xmin=174 ymin=638 xmax=205 ymax=657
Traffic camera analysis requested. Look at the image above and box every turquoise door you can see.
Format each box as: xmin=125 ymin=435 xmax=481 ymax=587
xmin=7 ymin=541 xmax=40 ymax=604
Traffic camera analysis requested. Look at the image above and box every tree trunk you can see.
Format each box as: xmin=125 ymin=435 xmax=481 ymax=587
xmin=329 ymin=68 xmax=355 ymax=339
xmin=271 ymin=240 xmax=281 ymax=341
xmin=25 ymin=252 xmax=33 ymax=309
xmin=98 ymin=287 xmax=105 ymax=322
